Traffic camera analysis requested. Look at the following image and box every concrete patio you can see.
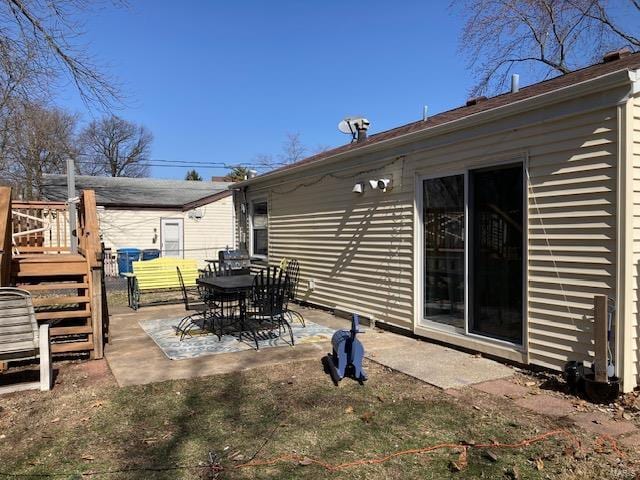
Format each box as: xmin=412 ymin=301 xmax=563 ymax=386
xmin=105 ymin=304 xmax=514 ymax=388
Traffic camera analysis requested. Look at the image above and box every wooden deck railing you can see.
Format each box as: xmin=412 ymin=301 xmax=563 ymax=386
xmin=11 ymin=200 xmax=70 ymax=254
xmin=77 ymin=189 xmax=104 ymax=358
xmin=77 ymin=190 xmax=101 ymax=268
xmin=0 ymin=187 xmax=11 ymax=286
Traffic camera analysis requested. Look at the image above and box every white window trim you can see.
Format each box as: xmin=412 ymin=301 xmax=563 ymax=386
xmin=249 ymin=197 xmax=268 ymax=260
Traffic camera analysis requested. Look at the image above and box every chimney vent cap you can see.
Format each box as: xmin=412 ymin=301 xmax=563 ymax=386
xmin=603 ymin=47 xmax=631 ymax=63
xmin=466 ymin=96 xmax=487 ymax=107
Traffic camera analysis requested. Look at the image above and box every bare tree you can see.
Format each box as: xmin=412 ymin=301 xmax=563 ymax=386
xmin=280 ymin=132 xmax=306 ymax=164
xmin=1 ymin=102 xmax=77 ymax=199
xmin=0 ymin=0 xmax=121 ymax=109
xmin=311 ymin=144 xmax=332 ymax=155
xmin=0 ymin=1 xmax=123 ymax=196
xmin=224 ymin=166 xmax=250 ymax=182
xmin=253 ymin=132 xmax=309 ymax=171
xmin=454 ymin=0 xmax=640 ymax=95
xmin=78 ymin=115 xmax=152 ymax=177
xmin=571 ymin=0 xmax=640 ymax=48
xmin=253 ymin=153 xmax=275 ymax=171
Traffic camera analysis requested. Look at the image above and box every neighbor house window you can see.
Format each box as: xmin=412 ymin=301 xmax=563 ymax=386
xmin=252 ymin=201 xmax=268 ymax=257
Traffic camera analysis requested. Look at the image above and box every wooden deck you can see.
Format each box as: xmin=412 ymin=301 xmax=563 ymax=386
xmin=0 ymin=187 xmax=105 ymax=360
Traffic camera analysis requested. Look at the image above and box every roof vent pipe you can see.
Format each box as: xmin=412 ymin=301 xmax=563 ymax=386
xmin=356 ymin=127 xmax=367 ymax=142
xmin=511 ymin=74 xmax=520 ymax=93
xmin=248 ymin=169 xmax=257 ymax=179
xmin=423 ymin=105 xmax=428 ymax=122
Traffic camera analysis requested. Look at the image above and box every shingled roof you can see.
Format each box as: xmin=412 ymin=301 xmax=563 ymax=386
xmin=237 ymin=49 xmax=640 ymax=186
xmin=41 ymin=175 xmax=232 ymax=209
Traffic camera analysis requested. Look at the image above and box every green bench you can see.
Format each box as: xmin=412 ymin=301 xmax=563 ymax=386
xmin=126 ymin=258 xmax=199 ymax=310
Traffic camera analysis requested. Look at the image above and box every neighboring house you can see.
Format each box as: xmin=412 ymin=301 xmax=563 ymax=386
xmin=233 ymin=50 xmax=640 ymax=393
xmin=42 ymin=175 xmax=234 ymax=266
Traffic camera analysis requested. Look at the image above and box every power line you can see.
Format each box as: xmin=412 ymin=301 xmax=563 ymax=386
xmin=77 ymin=163 xmax=256 ymax=170
xmin=70 ymin=160 xmax=282 ymax=170
xmin=74 ymin=153 xmax=291 ymax=169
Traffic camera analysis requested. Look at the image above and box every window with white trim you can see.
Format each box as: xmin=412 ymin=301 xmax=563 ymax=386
xmin=252 ymin=201 xmax=268 ymax=257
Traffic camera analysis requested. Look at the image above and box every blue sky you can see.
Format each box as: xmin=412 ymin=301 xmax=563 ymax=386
xmin=57 ymin=1 xmax=479 ymax=179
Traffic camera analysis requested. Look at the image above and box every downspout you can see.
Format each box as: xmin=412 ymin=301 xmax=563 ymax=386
xmin=241 ymin=186 xmax=248 ymax=252
xmin=231 ymin=191 xmax=236 ymax=249
xmin=230 ymin=186 xmax=249 ymax=251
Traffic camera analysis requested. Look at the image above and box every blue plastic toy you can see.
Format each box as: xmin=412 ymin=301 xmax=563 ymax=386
xmin=328 ymin=313 xmax=367 ymax=383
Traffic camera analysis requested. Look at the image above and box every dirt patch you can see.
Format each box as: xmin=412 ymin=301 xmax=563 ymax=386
xmin=508 ymin=369 xmax=640 ymax=428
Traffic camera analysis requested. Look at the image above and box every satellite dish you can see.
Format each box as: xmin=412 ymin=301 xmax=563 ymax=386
xmin=338 ymin=119 xmax=357 ymax=135
xmin=338 ymin=117 xmax=369 ymax=142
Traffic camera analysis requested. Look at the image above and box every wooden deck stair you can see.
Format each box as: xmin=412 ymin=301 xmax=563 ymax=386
xmin=12 ymin=255 xmax=95 ymax=355
xmin=0 ymin=188 xmax=105 ymax=360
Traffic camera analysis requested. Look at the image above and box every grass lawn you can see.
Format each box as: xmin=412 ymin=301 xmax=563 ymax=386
xmin=0 ymin=359 xmax=637 ymax=480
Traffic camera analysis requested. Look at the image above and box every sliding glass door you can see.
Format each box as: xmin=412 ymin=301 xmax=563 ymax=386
xmin=422 ymin=163 xmax=524 ymax=345
xmin=469 ymin=165 xmax=524 ymax=343
xmin=423 ymin=175 xmax=465 ymax=330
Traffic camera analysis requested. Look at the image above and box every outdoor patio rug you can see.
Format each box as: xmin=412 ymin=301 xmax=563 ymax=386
xmin=138 ymin=317 xmax=336 ymax=361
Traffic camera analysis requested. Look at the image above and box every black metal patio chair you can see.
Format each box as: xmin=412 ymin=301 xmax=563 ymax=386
xmin=175 ymin=266 xmax=211 ymax=340
xmin=243 ymin=266 xmax=293 ymax=350
xmin=283 ymin=259 xmax=305 ymax=327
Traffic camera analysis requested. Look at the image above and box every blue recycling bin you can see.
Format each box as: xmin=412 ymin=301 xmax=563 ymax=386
xmin=117 ymin=248 xmax=141 ymax=276
xmin=141 ymin=249 xmax=161 ymax=261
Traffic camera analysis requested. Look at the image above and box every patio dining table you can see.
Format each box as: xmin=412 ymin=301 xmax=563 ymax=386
xmin=197 ymin=274 xmax=254 ymax=337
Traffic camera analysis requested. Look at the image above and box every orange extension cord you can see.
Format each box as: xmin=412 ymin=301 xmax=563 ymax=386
xmin=234 ymin=429 xmax=625 ymax=473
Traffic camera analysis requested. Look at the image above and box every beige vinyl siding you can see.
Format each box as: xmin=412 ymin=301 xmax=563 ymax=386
xmin=98 ymin=195 xmax=233 ymax=266
xmin=525 ymin=113 xmax=617 ymax=370
xmin=631 ymin=95 xmax=640 ymax=386
xmin=268 ymin=161 xmax=413 ymax=328
xmin=183 ymin=195 xmax=234 ymax=262
xmin=99 ymin=209 xmax=162 ymax=252
xmin=244 ymin=87 xmax=626 ymax=376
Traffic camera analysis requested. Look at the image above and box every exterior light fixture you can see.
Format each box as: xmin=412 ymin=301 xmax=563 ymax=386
xmin=377 ymin=178 xmax=392 ymax=192
xmin=368 ymin=178 xmax=393 ymax=192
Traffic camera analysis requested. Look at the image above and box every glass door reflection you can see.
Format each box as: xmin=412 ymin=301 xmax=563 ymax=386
xmin=469 ymin=164 xmax=523 ymax=344
xmin=423 ymin=175 xmax=465 ymax=330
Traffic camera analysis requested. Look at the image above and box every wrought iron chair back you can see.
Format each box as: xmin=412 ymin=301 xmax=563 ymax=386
xmin=285 ymin=259 xmax=300 ymax=301
xmin=283 ymin=258 xmax=305 ymax=327
xmin=242 ymin=266 xmax=294 ymax=349
xmin=175 ymin=266 xmax=211 ymax=340
xmin=199 ymin=262 xmax=218 ymax=279
xmin=177 ymin=266 xmax=203 ymax=311
xmin=251 ymin=266 xmax=289 ymax=319
xmin=209 ymin=260 xmax=220 ymax=276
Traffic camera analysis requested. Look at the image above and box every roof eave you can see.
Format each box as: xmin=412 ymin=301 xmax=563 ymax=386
xmin=232 ymin=67 xmax=634 ymax=190
xmin=99 ymin=203 xmax=185 ymax=210
xmin=181 ymin=190 xmax=232 ymax=211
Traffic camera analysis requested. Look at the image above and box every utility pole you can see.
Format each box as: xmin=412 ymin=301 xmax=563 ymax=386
xmin=66 ymin=158 xmax=78 ymax=254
